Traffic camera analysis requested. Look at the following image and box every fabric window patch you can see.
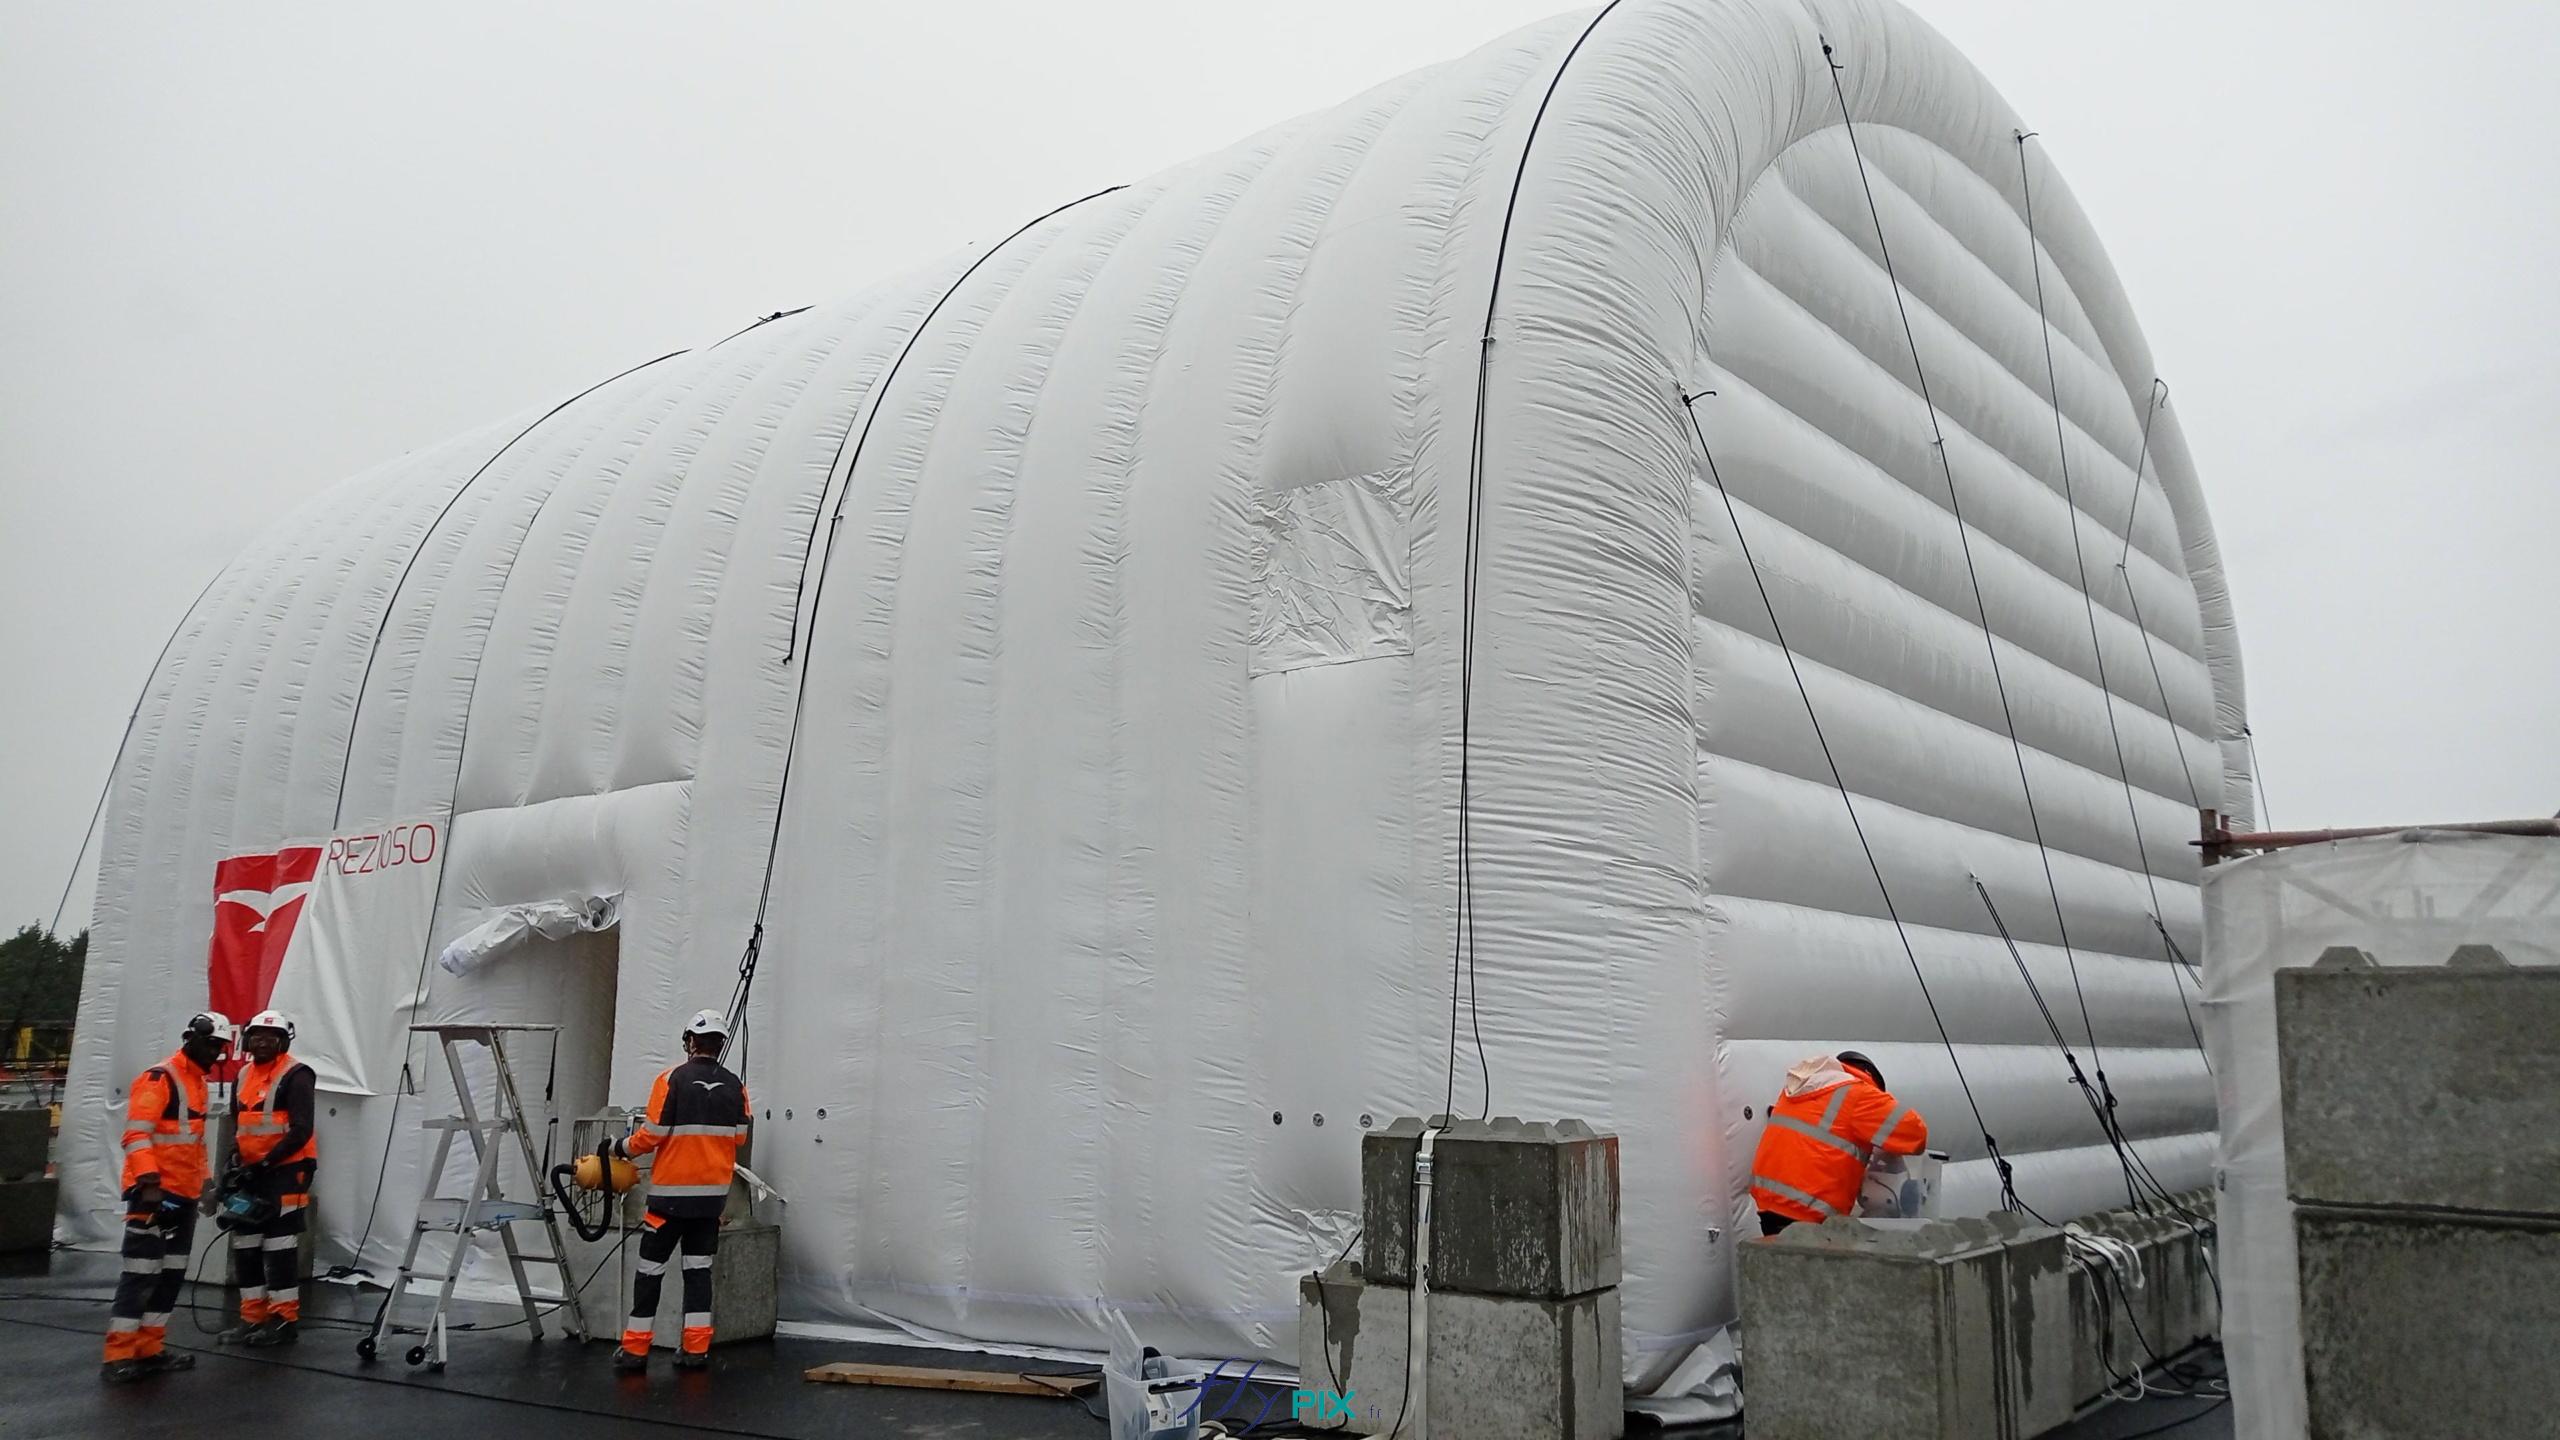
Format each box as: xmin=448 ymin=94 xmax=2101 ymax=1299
xmin=1250 ymin=464 xmax=1411 ymax=676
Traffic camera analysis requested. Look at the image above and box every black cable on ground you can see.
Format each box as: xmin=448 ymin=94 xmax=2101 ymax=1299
xmin=1682 ymin=392 xmax=2022 ymax=1214
xmin=183 ymin=1222 xmax=232 ymax=1336
xmin=1303 ymin=1224 xmax=1364 ymax=1407
xmin=2109 ymin=1394 xmax=2231 ymax=1440
xmin=0 ymin=1308 xmax=804 ymax=1440
xmin=2080 ymin=1263 xmax=2224 ymax=1405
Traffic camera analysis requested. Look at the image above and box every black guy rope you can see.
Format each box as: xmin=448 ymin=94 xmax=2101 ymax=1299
xmin=2113 ymin=380 xmax=2212 ymax=816
xmin=1438 ymin=0 xmax=1633 ymax=1128
xmin=2013 ymin=134 xmax=2212 ymax=1081
xmin=329 ymin=350 xmax=690 ymax=829
xmin=731 ymin=184 xmax=1126 ymax=1078
xmin=17 ymin=567 xmax=231 ymax=1075
xmin=1822 ymin=36 xmax=2119 ymax=1132
xmin=2242 ymin=726 xmax=2273 ymax=830
xmin=711 ymin=305 xmax=813 ymax=350
xmin=43 ymin=566 xmax=231 ymax=938
xmin=1681 ymin=390 xmax=2025 ymax=1215
xmin=1973 ymin=875 xmax=2149 ymax=1208
xmin=336 ymin=348 xmax=686 ymax=1273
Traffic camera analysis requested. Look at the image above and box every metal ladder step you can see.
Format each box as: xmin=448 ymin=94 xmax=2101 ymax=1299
xmin=362 ymin=1023 xmax=591 ymax=1369
xmin=414 ymin=1197 xmax=549 ymax=1230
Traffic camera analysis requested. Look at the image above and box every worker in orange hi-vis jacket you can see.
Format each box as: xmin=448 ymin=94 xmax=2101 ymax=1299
xmin=1747 ymin=1050 xmax=1929 ymax=1236
xmin=103 ymin=1011 xmax=233 ymax=1383
xmin=219 ymin=1008 xmax=317 ymax=1347
xmin=604 ymin=1008 xmax=751 ymax=1373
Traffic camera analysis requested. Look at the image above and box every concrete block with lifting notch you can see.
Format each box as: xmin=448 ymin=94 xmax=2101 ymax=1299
xmin=1309 ymin=1115 xmax=1624 ymax=1439
xmin=1736 ymin=1213 xmax=2076 ymax=1440
xmin=2276 ymin=946 xmax=2560 ymax=1437
xmin=2276 ymin=944 xmax=2560 ymax=1217
xmin=2294 ymin=1205 xmax=2560 ymax=1437
xmin=1359 ymin=1115 xmax=1620 ymax=1298
xmin=1296 ymin=1261 xmax=1621 ymax=1438
xmin=647 ymin=1219 xmax=778 ymax=1348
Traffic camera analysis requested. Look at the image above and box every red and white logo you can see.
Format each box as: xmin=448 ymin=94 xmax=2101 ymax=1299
xmin=199 ymin=819 xmax=444 ymax=1095
xmin=207 ymin=846 xmax=322 ymax=1023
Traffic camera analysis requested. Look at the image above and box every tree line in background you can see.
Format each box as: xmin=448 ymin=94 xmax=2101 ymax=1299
xmin=3 ymin=926 xmax=86 ymax=1065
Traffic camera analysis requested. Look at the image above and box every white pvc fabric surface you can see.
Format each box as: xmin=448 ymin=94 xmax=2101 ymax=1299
xmin=2202 ymin=832 xmax=2560 ymax=1440
xmin=62 ymin=0 xmax=2251 ymax=1389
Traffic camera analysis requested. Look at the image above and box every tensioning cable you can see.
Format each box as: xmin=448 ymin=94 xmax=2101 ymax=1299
xmin=711 ymin=306 xmax=813 ymax=350
xmin=2108 ymin=380 xmax=2219 ymax=1081
xmin=727 ymin=184 xmax=1127 ymax=1078
xmin=2012 ymin=135 xmax=2211 ymax=1077
xmin=40 ymin=565 xmax=230 ymax=940
xmin=1973 ymin=875 xmax=2149 ymax=1207
xmin=329 ymin=350 xmax=690 ymax=829
xmin=337 ymin=348 xmax=687 ymax=1272
xmin=2112 ymin=379 xmax=2211 ymax=816
xmin=1437 ymin=0 xmax=1633 ymax=1127
xmin=1681 ymin=390 xmax=2025 ymax=1215
xmin=1822 ymin=37 xmax=2122 ymax=1145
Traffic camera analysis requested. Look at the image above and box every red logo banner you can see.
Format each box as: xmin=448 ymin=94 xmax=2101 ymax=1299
xmin=207 ymin=846 xmax=322 ymax=1023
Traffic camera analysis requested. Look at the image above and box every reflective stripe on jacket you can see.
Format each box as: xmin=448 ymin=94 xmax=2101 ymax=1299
xmin=120 ymin=1052 xmax=213 ymax=1195
xmin=623 ymin=1056 xmax=751 ymax=1219
xmin=1748 ymin=1069 xmax=1927 ymax=1224
xmin=234 ymin=1053 xmax=317 ymax=1171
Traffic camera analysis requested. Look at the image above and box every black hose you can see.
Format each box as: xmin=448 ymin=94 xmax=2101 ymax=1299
xmin=549 ymin=1161 xmax=613 ymax=1244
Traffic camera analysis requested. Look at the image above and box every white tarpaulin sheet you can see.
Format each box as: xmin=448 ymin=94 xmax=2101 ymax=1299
xmin=2202 ymin=830 xmax=2560 ymax=1440
xmin=63 ymin=0 xmax=2253 ymax=1393
xmin=255 ymin=819 xmax=448 ymax=1095
xmin=438 ymin=892 xmax=621 ymax=975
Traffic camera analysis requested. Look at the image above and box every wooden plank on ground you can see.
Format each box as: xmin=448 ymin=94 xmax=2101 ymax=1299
xmin=801 ymin=1361 xmax=1092 ymax=1397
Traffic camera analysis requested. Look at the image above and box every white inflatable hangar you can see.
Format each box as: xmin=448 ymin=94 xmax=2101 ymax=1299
xmin=63 ymin=0 xmax=2252 ymax=1393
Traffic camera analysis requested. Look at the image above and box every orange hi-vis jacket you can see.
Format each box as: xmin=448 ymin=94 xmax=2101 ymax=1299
xmin=120 ymin=1050 xmax=215 ymax=1197
xmin=234 ymin=1051 xmax=318 ymax=1182
xmin=621 ymin=1055 xmax=751 ymax=1219
xmin=1748 ymin=1058 xmax=1928 ymax=1224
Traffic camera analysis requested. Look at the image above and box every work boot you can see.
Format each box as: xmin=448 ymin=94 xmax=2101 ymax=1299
xmin=611 ymin=1347 xmax=650 ymax=1374
xmin=674 ymin=1350 xmax=709 ymax=1372
xmin=100 ymin=1359 xmax=143 ymax=1384
xmin=216 ymin=1319 xmax=262 ymax=1345
xmin=244 ymin=1319 xmax=299 ymax=1348
xmin=134 ymin=1351 xmax=196 ymax=1375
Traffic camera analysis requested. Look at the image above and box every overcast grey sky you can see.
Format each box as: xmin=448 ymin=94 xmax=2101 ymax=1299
xmin=4 ymin=0 xmax=2555 ymax=931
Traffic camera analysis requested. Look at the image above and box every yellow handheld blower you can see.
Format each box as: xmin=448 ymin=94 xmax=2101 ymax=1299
xmin=550 ymin=1144 xmax=638 ymax=1242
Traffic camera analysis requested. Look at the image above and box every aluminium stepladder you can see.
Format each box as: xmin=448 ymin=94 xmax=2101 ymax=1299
xmin=359 ymin=1023 xmax=590 ymax=1369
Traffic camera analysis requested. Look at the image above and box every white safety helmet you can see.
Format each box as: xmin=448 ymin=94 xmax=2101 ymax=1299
xmin=681 ymin=1009 xmax=731 ymax=1042
xmin=182 ymin=1011 xmax=236 ymax=1049
xmin=244 ymin=1008 xmax=297 ymax=1044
